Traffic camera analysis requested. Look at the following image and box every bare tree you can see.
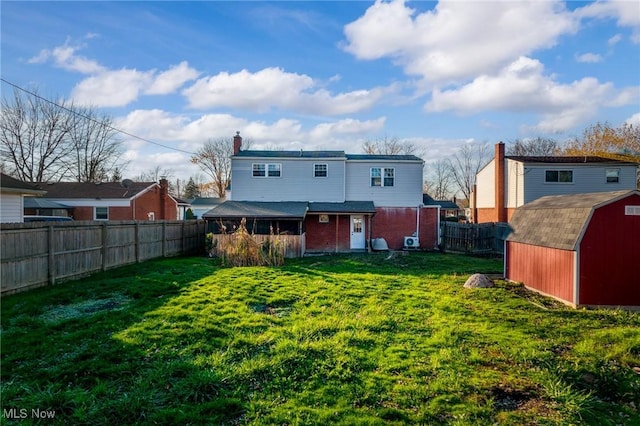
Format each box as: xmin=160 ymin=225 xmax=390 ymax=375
xmin=0 ymin=88 xmax=73 ymax=182
xmin=362 ymin=135 xmax=420 ymax=156
xmin=506 ymin=137 xmax=559 ymax=156
xmin=190 ymin=137 xmax=235 ymax=198
xmin=1 ymin=87 xmax=126 ymax=183
xmin=69 ymin=106 xmax=124 ymax=182
xmin=134 ymin=166 xmax=174 ymax=182
xmin=447 ymin=143 xmax=491 ymax=204
xmin=424 ymin=159 xmax=454 ymax=200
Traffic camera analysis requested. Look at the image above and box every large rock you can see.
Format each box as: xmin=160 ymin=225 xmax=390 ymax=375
xmin=464 ymin=273 xmax=494 ymax=289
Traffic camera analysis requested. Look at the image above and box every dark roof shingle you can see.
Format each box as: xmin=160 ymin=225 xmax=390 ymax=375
xmin=507 ymin=190 xmax=640 ymax=250
xmin=35 ymin=181 xmax=156 ymax=199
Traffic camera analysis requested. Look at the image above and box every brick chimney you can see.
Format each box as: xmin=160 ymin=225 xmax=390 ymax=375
xmin=495 ymin=142 xmax=506 ymax=223
xmin=233 ymin=131 xmax=242 ymax=155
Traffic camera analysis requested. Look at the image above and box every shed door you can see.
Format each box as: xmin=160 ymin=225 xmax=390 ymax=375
xmin=350 ymin=215 xmax=365 ymax=249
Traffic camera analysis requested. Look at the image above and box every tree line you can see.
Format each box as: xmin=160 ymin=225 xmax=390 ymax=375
xmin=2 ymin=87 xmax=638 ymax=201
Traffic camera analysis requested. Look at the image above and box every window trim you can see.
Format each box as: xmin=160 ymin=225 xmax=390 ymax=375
xmin=94 ymin=206 xmax=109 ymax=221
xmin=605 ymin=168 xmax=620 ymax=184
xmin=370 ymin=167 xmax=395 ymax=187
xmin=252 ymin=163 xmax=281 ymax=178
xmin=544 ymin=169 xmax=573 ymax=184
xmin=314 ymin=163 xmax=328 ymax=178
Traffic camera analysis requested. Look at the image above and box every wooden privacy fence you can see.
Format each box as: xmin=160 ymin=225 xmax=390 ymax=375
xmin=1 ymin=220 xmax=206 ymax=294
xmin=209 ymin=233 xmax=305 ymax=259
xmin=439 ymin=222 xmax=510 ymax=255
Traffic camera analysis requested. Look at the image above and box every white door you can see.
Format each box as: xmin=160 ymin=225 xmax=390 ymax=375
xmin=350 ymin=215 xmax=365 ymax=249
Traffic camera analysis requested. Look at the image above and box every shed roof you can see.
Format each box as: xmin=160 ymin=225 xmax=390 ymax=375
xmin=203 ymin=201 xmax=309 ymax=219
xmin=422 ymin=194 xmax=460 ymax=209
xmin=23 ymin=198 xmax=71 ymax=209
xmin=506 ymin=190 xmax=640 ymax=250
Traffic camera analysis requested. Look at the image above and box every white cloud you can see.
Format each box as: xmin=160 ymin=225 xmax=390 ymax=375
xmin=577 ymin=0 xmax=640 ymax=43
xmin=626 ymin=112 xmax=640 ymax=127
xmin=342 ymin=0 xmax=577 ymax=84
xmin=309 ymin=117 xmax=386 ymax=142
xmin=608 ymin=33 xmax=623 ymax=46
xmin=146 ymin=61 xmax=200 ymax=95
xmin=28 ymin=39 xmax=105 ymax=74
xmin=182 ymin=67 xmax=387 ymax=115
xmin=71 ymin=69 xmax=154 ymax=107
xmin=575 ymin=52 xmax=603 ymax=63
xmin=425 ymin=56 xmax=617 ymax=133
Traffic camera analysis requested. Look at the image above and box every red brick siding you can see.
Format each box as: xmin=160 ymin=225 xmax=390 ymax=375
xmin=305 ymin=214 xmax=352 ymax=252
xmin=371 ymin=207 xmax=438 ymax=250
xmin=66 ymin=186 xmax=178 ymax=221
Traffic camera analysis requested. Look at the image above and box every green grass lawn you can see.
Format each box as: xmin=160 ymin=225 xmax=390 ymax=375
xmin=1 ymin=252 xmax=639 ymax=425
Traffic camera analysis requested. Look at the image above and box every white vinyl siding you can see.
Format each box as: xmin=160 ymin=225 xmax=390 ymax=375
xmin=232 ymin=157 xmax=345 ymax=202
xmin=523 ymin=164 xmax=638 ymax=203
xmin=475 ymin=159 xmax=495 ymax=208
xmin=346 ymin=161 xmax=422 ymax=206
xmin=505 ymin=159 xmax=524 ymax=208
xmin=0 ymin=192 xmax=24 ymax=223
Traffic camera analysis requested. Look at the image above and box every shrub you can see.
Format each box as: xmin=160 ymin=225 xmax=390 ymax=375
xmin=213 ymin=219 xmax=285 ymax=267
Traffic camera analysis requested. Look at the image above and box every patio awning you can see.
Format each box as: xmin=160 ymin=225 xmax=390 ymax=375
xmin=307 ymin=201 xmax=376 ymax=214
xmin=23 ymin=198 xmax=71 ymax=209
xmin=203 ymin=201 xmax=308 ymax=220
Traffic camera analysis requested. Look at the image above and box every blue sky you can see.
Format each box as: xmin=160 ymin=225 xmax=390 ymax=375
xmin=2 ymin=0 xmax=639 ymax=181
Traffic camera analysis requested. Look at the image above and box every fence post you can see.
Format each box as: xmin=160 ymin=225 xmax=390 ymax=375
xmin=102 ymin=222 xmax=108 ymax=271
xmin=135 ymin=222 xmax=140 ymax=263
xmin=162 ymin=221 xmax=167 ymax=257
xmin=48 ymin=225 xmax=55 ymax=286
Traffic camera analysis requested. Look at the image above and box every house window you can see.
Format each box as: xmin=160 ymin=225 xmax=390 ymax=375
xmin=314 ymin=163 xmax=328 ymax=178
xmin=252 ymin=163 xmax=281 ymax=178
xmin=95 ymin=207 xmax=108 ymax=220
xmin=268 ymin=163 xmax=281 ymax=177
xmin=545 ymin=170 xmax=573 ymax=183
xmin=606 ymin=168 xmax=620 ymax=183
xmin=252 ymin=163 xmax=266 ymax=177
xmin=371 ymin=167 xmax=395 ymax=187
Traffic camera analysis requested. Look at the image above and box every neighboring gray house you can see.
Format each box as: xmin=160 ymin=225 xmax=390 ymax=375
xmin=472 ymin=142 xmax=639 ymax=223
xmin=188 ymin=197 xmax=224 ymax=219
xmin=0 ymin=173 xmax=46 ymax=223
xmin=204 ymin=133 xmax=439 ymax=252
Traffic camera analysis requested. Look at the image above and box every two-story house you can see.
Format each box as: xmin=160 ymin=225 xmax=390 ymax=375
xmin=471 ymin=142 xmax=639 ymax=223
xmin=204 ymin=134 xmax=439 ymax=252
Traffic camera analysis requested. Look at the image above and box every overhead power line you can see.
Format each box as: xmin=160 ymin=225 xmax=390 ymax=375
xmin=0 ymin=78 xmax=196 ymax=155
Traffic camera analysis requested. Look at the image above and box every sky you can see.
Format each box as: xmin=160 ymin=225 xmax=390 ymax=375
xmin=1 ymin=0 xmax=639 ymax=183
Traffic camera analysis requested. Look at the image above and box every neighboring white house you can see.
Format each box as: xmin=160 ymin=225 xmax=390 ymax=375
xmin=0 ymin=173 xmax=46 ymax=223
xmin=472 ymin=143 xmax=639 ymax=223
xmin=204 ymin=133 xmax=439 ymax=252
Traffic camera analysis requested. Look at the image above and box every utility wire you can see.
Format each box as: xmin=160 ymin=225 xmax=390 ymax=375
xmin=0 ymin=78 xmax=196 ymax=155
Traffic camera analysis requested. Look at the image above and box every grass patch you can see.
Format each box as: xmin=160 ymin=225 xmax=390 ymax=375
xmin=1 ymin=252 xmax=639 ymax=425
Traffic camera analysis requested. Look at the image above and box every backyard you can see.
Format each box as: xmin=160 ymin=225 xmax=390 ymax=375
xmin=1 ymin=252 xmax=638 ymax=425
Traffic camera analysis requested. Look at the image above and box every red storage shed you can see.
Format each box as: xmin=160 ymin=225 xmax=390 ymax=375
xmin=505 ymin=190 xmax=640 ymax=309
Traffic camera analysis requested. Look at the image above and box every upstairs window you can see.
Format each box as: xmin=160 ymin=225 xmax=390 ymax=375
xmin=252 ymin=163 xmax=266 ymax=177
xmin=253 ymin=163 xmax=281 ymax=178
xmin=606 ymin=168 xmax=620 ymax=183
xmin=268 ymin=163 xmax=281 ymax=177
xmin=314 ymin=163 xmax=328 ymax=178
xmin=545 ymin=170 xmax=573 ymax=183
xmin=371 ymin=167 xmax=395 ymax=187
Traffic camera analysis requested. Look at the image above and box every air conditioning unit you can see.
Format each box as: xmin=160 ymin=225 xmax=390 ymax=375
xmin=403 ymin=236 xmax=419 ymax=250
